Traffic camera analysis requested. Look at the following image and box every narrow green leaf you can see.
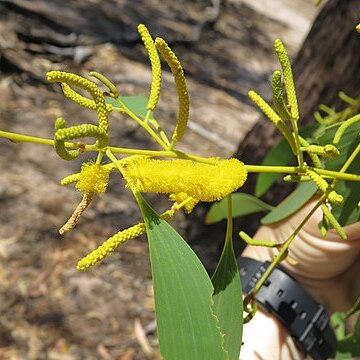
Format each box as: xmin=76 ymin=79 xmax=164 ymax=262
xmin=105 ymin=95 xmax=154 ymax=120
xmin=255 ymin=140 xmax=293 ymax=197
xmin=137 ymin=195 xmax=227 ymax=360
xmin=212 ymin=237 xmax=243 ymax=360
xmin=206 ymin=193 xmax=274 ymax=224
xmin=261 ymin=181 xmax=318 ymax=224
xmin=336 ymin=313 xmax=360 ymax=358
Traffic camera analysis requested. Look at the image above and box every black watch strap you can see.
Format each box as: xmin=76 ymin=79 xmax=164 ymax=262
xmin=238 ymin=257 xmax=337 ymax=360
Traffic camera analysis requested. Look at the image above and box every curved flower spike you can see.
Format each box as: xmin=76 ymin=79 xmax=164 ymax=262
xmin=61 ymin=83 xmax=112 ymax=112
xmin=59 ymin=192 xmax=94 ymax=234
xmin=121 ymin=156 xmax=247 ymax=202
xmin=321 ymin=204 xmax=347 ymax=240
xmin=47 ymin=71 xmax=109 ymax=133
xmin=77 ymin=208 xmax=176 ymax=270
xmin=55 ymin=121 xmax=108 ymax=150
xmin=77 ymin=222 xmax=147 ymax=270
xmin=155 ymin=37 xmax=189 ymax=144
xmin=333 ymin=114 xmax=360 ymax=144
xmin=248 ymin=90 xmax=296 ymax=154
xmin=274 ymin=39 xmax=299 ymax=121
xmin=54 ymin=118 xmax=82 ymax=161
xmin=306 ymin=169 xmax=343 ymax=204
xmin=138 ymin=24 xmax=162 ymax=111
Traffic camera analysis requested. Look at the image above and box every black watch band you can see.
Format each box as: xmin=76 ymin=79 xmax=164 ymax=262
xmin=238 ymin=257 xmax=337 ymax=360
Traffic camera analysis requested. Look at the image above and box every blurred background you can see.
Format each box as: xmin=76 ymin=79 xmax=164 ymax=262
xmin=0 ymin=0 xmax=327 ymax=358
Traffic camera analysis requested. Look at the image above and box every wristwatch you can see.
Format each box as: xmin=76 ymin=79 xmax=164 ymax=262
xmin=238 ymin=257 xmax=337 ymax=360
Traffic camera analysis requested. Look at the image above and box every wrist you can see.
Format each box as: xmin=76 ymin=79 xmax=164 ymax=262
xmin=238 ymin=256 xmax=337 ymax=360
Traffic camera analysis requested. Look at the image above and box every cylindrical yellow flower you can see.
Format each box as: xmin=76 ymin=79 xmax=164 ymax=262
xmin=47 ymin=71 xmax=109 ymax=133
xmin=77 ymin=223 xmax=146 ymax=270
xmin=274 ymin=39 xmax=299 ymax=121
xmin=76 ymin=161 xmax=110 ymax=194
xmin=121 ymin=156 xmax=247 ymax=202
xmin=138 ymin=24 xmax=162 ymax=111
xmin=155 ymin=37 xmax=189 ymax=143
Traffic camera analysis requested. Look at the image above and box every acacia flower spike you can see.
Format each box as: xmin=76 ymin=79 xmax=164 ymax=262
xmin=306 ymin=168 xmax=343 ymax=204
xmin=77 ymin=222 xmax=146 ymax=270
xmin=59 ymin=192 xmax=94 ymax=234
xmin=54 ymin=118 xmax=82 ymax=160
xmin=248 ymin=90 xmax=296 ymax=154
xmin=77 ymin=207 xmax=177 ymax=270
xmin=298 ymin=136 xmax=321 ymax=168
xmin=138 ymin=24 xmax=162 ymax=111
xmin=155 ymin=37 xmax=189 ymax=145
xmin=333 ymin=114 xmax=360 ymax=144
xmin=61 ymin=83 xmax=113 ymax=112
xmin=47 ymin=71 xmax=109 ymax=133
xmin=321 ymin=204 xmax=347 ymax=240
xmin=274 ymin=39 xmax=299 ymax=121
xmin=272 ymin=70 xmax=291 ymax=120
xmin=121 ymin=156 xmax=247 ymax=202
xmin=301 ymin=144 xmax=340 ymax=159
xmin=55 ymin=122 xmax=108 ymax=157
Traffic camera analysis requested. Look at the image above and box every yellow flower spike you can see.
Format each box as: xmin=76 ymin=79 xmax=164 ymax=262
xmin=271 ymin=70 xmax=291 ymax=120
xmin=248 ymin=90 xmax=296 ymax=154
xmin=55 ymin=123 xmax=108 ymax=148
xmin=356 ymin=23 xmax=360 ymax=32
xmin=274 ymin=39 xmax=299 ymax=121
xmin=321 ymin=204 xmax=347 ymax=240
xmin=121 ymin=156 xmax=247 ymax=202
xmin=77 ymin=222 xmax=147 ymax=270
xmin=47 ymin=71 xmax=109 ymax=133
xmin=59 ymin=192 xmax=94 ymax=235
xmin=328 ymin=191 xmax=344 ymax=204
xmin=61 ymin=83 xmax=113 ymax=112
xmin=77 ymin=207 xmax=177 ymax=270
xmin=303 ymin=144 xmax=340 ymax=158
xmin=298 ymin=136 xmax=321 ymax=168
xmin=61 ymin=172 xmax=81 ymax=186
xmin=333 ymin=114 xmax=360 ymax=144
xmin=169 ymin=192 xmax=199 ymax=213
xmin=76 ymin=161 xmax=110 ymax=194
xmin=306 ymin=169 xmax=343 ymax=204
xmin=137 ymin=24 xmax=162 ymax=111
xmin=155 ymin=37 xmax=189 ymax=144
xmin=306 ymin=168 xmax=329 ymax=193
xmin=54 ymin=117 xmax=82 ymax=161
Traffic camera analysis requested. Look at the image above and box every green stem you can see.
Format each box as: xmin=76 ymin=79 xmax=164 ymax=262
xmin=115 ymin=98 xmax=167 ymax=150
xmin=225 ymin=194 xmax=233 ymax=245
xmin=1 ymin=130 xmax=359 ymax=182
xmin=252 ymin=195 xmax=325 ymax=297
xmin=289 ymin=118 xmax=304 ymax=169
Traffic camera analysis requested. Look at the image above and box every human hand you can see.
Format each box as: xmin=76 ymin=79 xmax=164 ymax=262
xmin=240 ymin=197 xmax=360 ymax=360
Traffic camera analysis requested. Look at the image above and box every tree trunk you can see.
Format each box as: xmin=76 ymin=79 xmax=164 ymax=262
xmin=187 ymin=0 xmax=360 ymax=271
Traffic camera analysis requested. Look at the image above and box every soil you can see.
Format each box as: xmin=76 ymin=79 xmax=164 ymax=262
xmin=0 ymin=1 xmax=317 ymax=359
